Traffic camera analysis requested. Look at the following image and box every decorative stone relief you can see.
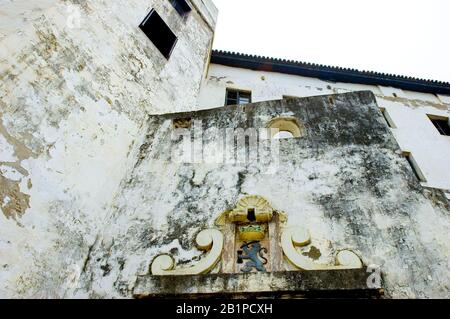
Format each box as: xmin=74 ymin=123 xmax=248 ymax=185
xmin=149 ymin=195 xmax=362 ymax=277
xmin=237 ymin=241 xmax=268 ymax=272
xmin=215 ymin=195 xmax=286 ymax=273
xmin=151 ymin=229 xmax=223 ymax=275
xmin=281 ymin=226 xmax=363 ymax=270
xmin=226 ymin=195 xmax=275 ymax=223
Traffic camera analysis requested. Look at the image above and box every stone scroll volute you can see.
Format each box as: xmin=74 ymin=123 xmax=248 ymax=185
xmin=150 ymin=229 xmax=223 ymax=275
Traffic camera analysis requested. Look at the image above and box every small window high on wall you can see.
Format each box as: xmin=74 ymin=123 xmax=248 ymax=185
xmin=140 ymin=9 xmax=177 ymax=59
xmin=226 ymin=89 xmax=252 ymax=106
xmin=169 ymin=0 xmax=192 ymax=16
xmin=427 ymin=115 xmax=450 ymax=136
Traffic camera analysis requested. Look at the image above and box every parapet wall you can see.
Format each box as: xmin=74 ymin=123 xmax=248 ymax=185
xmin=80 ymin=91 xmax=449 ymax=298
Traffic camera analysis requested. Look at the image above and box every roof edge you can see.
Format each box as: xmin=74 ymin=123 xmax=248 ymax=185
xmin=210 ymin=50 xmax=450 ymax=96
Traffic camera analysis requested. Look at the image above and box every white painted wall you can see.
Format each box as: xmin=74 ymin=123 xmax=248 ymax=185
xmin=0 ymin=0 xmax=217 ymax=297
xmin=199 ymin=64 xmax=450 ymax=192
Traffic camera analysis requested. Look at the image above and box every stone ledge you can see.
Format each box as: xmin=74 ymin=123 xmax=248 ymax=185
xmin=133 ymin=269 xmax=383 ymax=299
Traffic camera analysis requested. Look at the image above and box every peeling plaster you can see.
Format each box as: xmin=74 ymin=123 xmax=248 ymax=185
xmin=0 ymin=0 xmax=217 ymax=298
xmin=0 ymin=173 xmax=30 ymax=220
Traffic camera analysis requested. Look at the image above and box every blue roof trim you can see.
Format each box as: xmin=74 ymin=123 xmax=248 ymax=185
xmin=211 ymin=50 xmax=450 ymax=96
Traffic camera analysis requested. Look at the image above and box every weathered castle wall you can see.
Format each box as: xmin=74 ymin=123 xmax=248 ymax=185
xmin=199 ymin=64 xmax=450 ymax=193
xmin=1 ymin=0 xmax=448 ymax=300
xmin=0 ymin=0 xmax=216 ymax=297
xmin=82 ymin=92 xmax=449 ymax=298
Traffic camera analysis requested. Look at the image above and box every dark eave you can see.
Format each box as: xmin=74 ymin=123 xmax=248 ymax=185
xmin=211 ymin=50 xmax=450 ymax=96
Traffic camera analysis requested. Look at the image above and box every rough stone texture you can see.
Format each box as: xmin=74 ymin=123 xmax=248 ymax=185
xmin=79 ymin=91 xmax=449 ymax=298
xmin=134 ymin=269 xmax=383 ymax=298
xmin=0 ymin=0 xmax=216 ymax=298
xmin=199 ymin=64 xmax=450 ymax=192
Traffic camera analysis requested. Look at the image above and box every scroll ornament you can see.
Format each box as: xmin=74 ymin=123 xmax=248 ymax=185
xmin=151 ymin=229 xmax=223 ymax=275
xmin=281 ymin=226 xmax=363 ymax=270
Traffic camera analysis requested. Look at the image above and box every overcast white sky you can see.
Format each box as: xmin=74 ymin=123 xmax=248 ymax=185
xmin=212 ymin=0 xmax=450 ymax=83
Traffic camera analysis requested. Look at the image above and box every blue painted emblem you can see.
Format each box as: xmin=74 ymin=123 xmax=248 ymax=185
xmin=237 ymin=241 xmax=268 ymax=272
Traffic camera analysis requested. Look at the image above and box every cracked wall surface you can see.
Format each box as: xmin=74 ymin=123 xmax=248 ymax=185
xmin=0 ymin=0 xmax=216 ymax=298
xmin=80 ymin=92 xmax=449 ymax=298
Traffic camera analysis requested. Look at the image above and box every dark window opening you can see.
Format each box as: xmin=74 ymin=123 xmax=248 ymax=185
xmin=139 ymin=9 xmax=177 ymax=59
xmin=169 ymin=0 xmax=192 ymax=16
xmin=247 ymin=208 xmax=256 ymax=221
xmin=226 ymin=89 xmax=252 ymax=106
xmin=428 ymin=115 xmax=450 ymax=136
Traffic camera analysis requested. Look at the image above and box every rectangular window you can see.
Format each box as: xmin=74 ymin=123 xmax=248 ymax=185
xmin=169 ymin=0 xmax=192 ymax=16
xmin=427 ymin=114 xmax=450 ymax=136
xmin=226 ymin=89 xmax=252 ymax=106
xmin=403 ymin=151 xmax=427 ymax=183
xmin=139 ymin=9 xmax=177 ymax=59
